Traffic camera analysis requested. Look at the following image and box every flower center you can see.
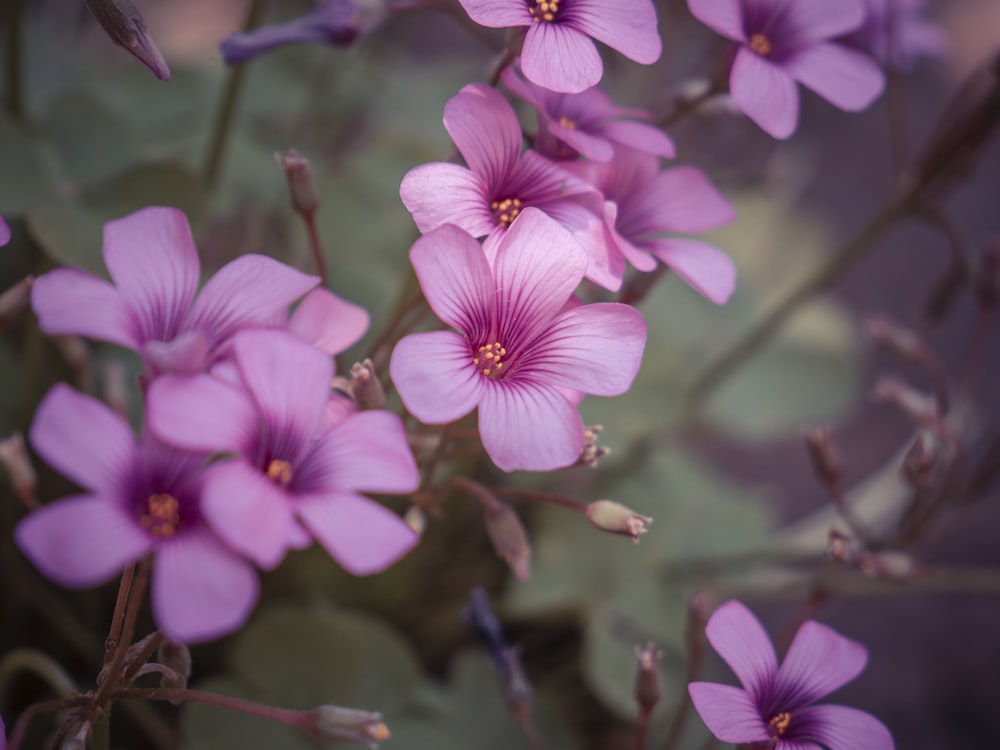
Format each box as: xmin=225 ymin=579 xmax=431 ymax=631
xmin=558 ymin=115 xmax=577 ymax=129
xmin=141 ymin=493 xmax=180 ymax=537
xmin=528 ymin=0 xmax=560 ymax=23
xmin=473 ymin=341 xmax=508 ymax=378
xmin=490 ymin=197 xmax=522 ymax=229
xmin=749 ymin=33 xmax=773 ymax=56
xmin=267 ymin=458 xmax=294 ymax=487
xmin=767 ymin=711 xmax=792 ymax=738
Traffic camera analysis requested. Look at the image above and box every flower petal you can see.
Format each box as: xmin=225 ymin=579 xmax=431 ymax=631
xmin=102 ymin=206 xmax=200 ymax=344
xmin=0 ymin=217 xmax=10 ymax=246
xmin=645 ymin=238 xmax=737 ymax=304
xmin=599 ymin=119 xmax=676 ymax=158
xmin=776 ymin=620 xmax=868 ymax=706
xmin=31 ymin=269 xmax=137 ymax=349
xmin=446 ymin=84 xmax=523 ymax=189
xmin=688 ymin=682 xmax=770 ymax=743
xmin=478 ymin=381 xmax=583 ymax=471
xmin=15 ymin=495 xmax=151 ymax=587
xmin=730 ymin=47 xmax=800 ymax=139
xmin=705 ymin=600 xmax=779 ymax=698
xmin=786 ymin=0 xmax=867 ymax=42
xmin=542 ymin=200 xmax=623 ymax=291
xmin=456 ymin=0 xmax=532 ymax=27
xmin=142 ymin=329 xmax=212 ymax=376
xmin=146 ymin=374 xmax=258 ymax=454
xmin=391 ymin=331 xmax=485 ymax=424
xmin=521 ymin=23 xmax=603 ymax=94
xmin=785 ymin=42 xmax=884 ymax=112
xmin=30 ymin=384 xmax=138 ymax=494
xmin=686 ymin=0 xmax=746 ymax=41
xmin=642 ymin=166 xmax=736 ymax=233
xmin=548 ymin=119 xmax=615 ymax=162
xmin=296 ymin=491 xmax=418 ymax=575
xmin=567 ymin=0 xmax=662 ymax=64
xmin=288 ymin=288 xmax=369 ymax=358
xmin=400 ymin=162 xmax=494 ymax=237
xmin=152 ymin=527 xmax=259 ymax=644
xmin=794 ymin=704 xmax=895 ymax=750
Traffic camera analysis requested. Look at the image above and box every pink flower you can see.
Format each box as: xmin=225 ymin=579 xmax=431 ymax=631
xmin=501 ymin=66 xmax=675 ymax=162
xmin=0 ymin=217 xmax=9 ymax=246
xmin=15 ymin=384 xmax=258 ymax=644
xmin=689 ymin=600 xmax=894 ymax=750
xmin=389 ymin=209 xmax=646 ymax=472
xmin=687 ymin=0 xmax=885 ymax=139
xmin=286 ymin=287 xmax=369 ymax=359
xmin=847 ymin=0 xmax=948 ymax=72
xmin=457 ymin=0 xmax=661 ymax=93
xmin=400 ymin=83 xmax=620 ymax=289
xmin=147 ymin=328 xmax=419 ymax=575
xmin=31 ymin=206 xmax=319 ymax=377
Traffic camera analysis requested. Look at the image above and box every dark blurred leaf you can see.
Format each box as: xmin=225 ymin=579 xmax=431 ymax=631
xmin=0 ymin=116 xmax=54 ymax=213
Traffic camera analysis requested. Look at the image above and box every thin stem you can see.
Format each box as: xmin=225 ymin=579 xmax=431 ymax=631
xmin=202 ymin=0 xmax=269 ymax=188
xmin=658 ymin=80 xmax=725 ymax=130
xmin=660 ymin=600 xmax=707 ymax=750
xmin=7 ymin=695 xmax=91 ymax=750
xmin=420 ymin=423 xmax=456 ymax=489
xmin=5 ymin=0 xmax=25 ymax=121
xmin=490 ymin=486 xmax=590 ymax=514
xmin=635 ymin=710 xmax=652 ymax=750
xmin=303 ymin=212 xmax=329 ymax=287
xmin=112 ymin=687 xmax=314 ymax=732
xmin=122 ymin=631 xmax=166 ymax=685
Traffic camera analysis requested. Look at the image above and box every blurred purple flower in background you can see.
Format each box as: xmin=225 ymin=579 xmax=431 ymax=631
xmin=687 ymin=0 xmax=885 ymax=139
xmin=456 ymin=0 xmax=661 ymax=93
xmin=848 ymin=0 xmax=949 ymax=71
xmin=689 ymin=600 xmax=895 ymax=750
xmin=0 ymin=218 xmax=9 ymax=246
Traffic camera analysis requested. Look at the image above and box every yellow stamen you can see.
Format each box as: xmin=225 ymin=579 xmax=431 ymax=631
xmin=558 ymin=115 xmax=577 ymax=130
xmin=141 ymin=493 xmax=180 ymax=537
xmin=267 ymin=458 xmax=293 ymax=486
xmin=473 ymin=341 xmax=508 ymax=378
xmin=529 ymin=0 xmax=560 ymax=23
xmin=492 ymin=197 xmax=523 ymax=229
xmin=768 ymin=712 xmax=792 ymax=737
xmin=749 ymin=33 xmax=773 ymax=56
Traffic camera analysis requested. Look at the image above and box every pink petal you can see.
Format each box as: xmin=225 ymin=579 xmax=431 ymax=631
xmin=445 ymin=84 xmax=523 ymax=189
xmin=478 ymin=381 xmax=584 ymax=472
xmin=0 ymin=217 xmax=10 ymax=246
xmin=102 ymin=206 xmax=200 ymax=344
xmin=409 ymin=224 xmax=494 ymax=333
xmin=31 ymin=269 xmax=137 ymax=349
xmin=688 ymin=682 xmax=769 ymax=744
xmin=146 ymin=374 xmax=258 ymax=454
xmin=399 ymin=162 xmax=494 ymax=237
xmin=288 ymin=288 xmax=369 ymax=357
xmin=508 ymin=150 xmax=599 ymax=203
xmin=645 ymin=238 xmax=737 ymax=304
xmin=604 ymin=202 xmax=657 ymax=272
xmin=302 ymin=410 xmax=418 ymax=493
xmin=785 ymin=43 xmax=885 ymax=112
xmin=456 ymin=0 xmax=532 ymax=27
xmin=522 ymin=303 xmax=646 ymax=396
xmin=142 ymin=329 xmax=212 ymax=376
xmin=731 ymin=47 xmax=801 ymax=139
xmin=184 ymin=254 xmax=318 ymax=343
xmin=521 ymin=23 xmax=603 ymax=94
xmin=200 ymin=461 xmax=298 ymax=570
xmin=786 ymin=0 xmax=867 ymax=42
xmin=686 ymin=0 xmax=746 ymax=42
xmin=390 ymin=331 xmax=485 ymax=424
xmin=645 ymin=166 xmax=735 ymax=233
xmin=599 ymin=120 xmax=676 ymax=158
xmin=152 ymin=527 xmax=259 ymax=644
xmin=15 ymin=495 xmax=151 ymax=587
xmin=296 ymin=491 xmax=418 ymax=575
xmin=548 ymin=119 xmax=615 ymax=162
xmin=705 ymin=600 xmax=778 ymax=697
xmin=542 ymin=200 xmax=623 ymax=292
xmin=568 ymin=0 xmax=662 ymax=64
xmin=795 ymin=704 xmax=895 ymax=750
xmin=776 ymin=620 xmax=868 ymax=705
xmin=30 ymin=384 xmax=138 ymax=495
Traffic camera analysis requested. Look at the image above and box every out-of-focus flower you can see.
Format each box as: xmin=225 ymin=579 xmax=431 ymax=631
xmin=85 ymin=0 xmax=170 ymax=81
xmin=0 ymin=217 xmax=10 ymax=246
xmin=456 ymin=0 xmax=661 ymax=93
xmin=147 ymin=328 xmax=419 ymax=574
xmin=31 ymin=207 xmax=318 ymax=378
xmin=390 ymin=210 xmax=646 ymax=472
xmin=687 ymin=0 xmax=884 ymax=139
xmin=220 ymin=0 xmax=386 ymax=65
xmin=501 ymin=67 xmax=674 ymax=162
xmin=847 ymin=0 xmax=948 ymax=72
xmin=15 ymin=385 xmax=258 ymax=644
xmin=689 ymin=600 xmax=894 ymax=750
xmin=400 ymin=84 xmax=620 ymax=289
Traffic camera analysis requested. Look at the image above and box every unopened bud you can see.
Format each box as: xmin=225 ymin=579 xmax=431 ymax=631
xmin=804 ymin=428 xmax=840 ymax=488
xmin=872 ymin=377 xmax=937 ymax=423
xmin=313 ymin=705 xmax=390 ymax=748
xmin=826 ymin=527 xmax=861 ymax=564
xmin=156 ymin=640 xmax=191 ymax=683
xmin=348 ymin=359 xmax=385 ymax=410
xmin=585 ymin=500 xmax=652 ymax=543
xmin=276 ymin=150 xmax=319 ymax=218
xmin=482 ymin=494 xmax=531 ymax=581
xmin=403 ymin=504 xmax=427 ymax=535
xmin=633 ymin=642 xmax=662 ymax=714
xmin=84 ymin=0 xmax=170 ymax=81
xmin=578 ymin=424 xmax=609 ymax=467
xmin=0 ymin=276 xmax=33 ymax=329
xmin=903 ymin=432 xmax=937 ymax=487
xmin=0 ymin=432 xmax=37 ymax=508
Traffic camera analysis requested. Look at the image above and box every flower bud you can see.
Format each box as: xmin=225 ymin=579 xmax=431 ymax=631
xmin=348 ymin=359 xmax=386 ymax=410
xmin=804 ymin=428 xmax=840 ymax=489
xmin=156 ymin=640 xmax=191 ymax=685
xmin=585 ymin=500 xmax=652 ymax=543
xmin=84 ymin=0 xmax=170 ymax=81
xmin=0 ymin=431 xmax=37 ymax=508
xmin=578 ymin=424 xmax=609 ymax=467
xmin=403 ymin=504 xmax=427 ymax=535
xmin=275 ymin=150 xmax=320 ymax=218
xmin=313 ymin=705 xmax=390 ymax=748
xmin=872 ymin=377 xmax=937 ymax=423
xmin=633 ymin=642 xmax=662 ymax=714
xmin=0 ymin=276 xmax=33 ymax=330
xmin=481 ymin=494 xmax=532 ymax=581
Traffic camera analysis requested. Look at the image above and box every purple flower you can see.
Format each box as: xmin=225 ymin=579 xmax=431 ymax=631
xmin=15 ymin=384 xmax=258 ymax=644
xmin=400 ymin=83 xmax=622 ymax=289
xmin=31 ymin=206 xmax=318 ymax=377
xmin=847 ymin=0 xmax=948 ymax=71
xmin=0 ymin=217 xmax=9 ymax=246
xmin=147 ymin=328 xmax=419 ymax=575
xmin=501 ymin=67 xmax=675 ymax=162
xmin=687 ymin=0 xmax=885 ymax=139
xmin=287 ymin=287 xmax=370 ymax=360
xmin=457 ymin=0 xmax=661 ymax=93
xmin=389 ymin=209 xmax=646 ymax=472
xmin=219 ymin=0 xmax=384 ymax=65
xmin=689 ymin=600 xmax=895 ymax=750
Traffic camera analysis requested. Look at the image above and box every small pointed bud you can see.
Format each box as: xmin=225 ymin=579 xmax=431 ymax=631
xmin=0 ymin=431 xmax=37 ymax=508
xmin=313 ymin=705 xmax=390 ymax=748
xmin=872 ymin=377 xmax=937 ymax=423
xmin=633 ymin=642 xmax=662 ymax=715
xmin=586 ymin=500 xmax=652 ymax=543
xmin=804 ymin=428 xmax=840 ymax=489
xmin=481 ymin=494 xmax=531 ymax=581
xmin=903 ymin=432 xmax=937 ymax=487
xmin=84 ymin=0 xmax=170 ymax=81
xmin=276 ymin=150 xmax=320 ymax=219
xmin=348 ymin=359 xmax=386 ymax=410
xmin=0 ymin=276 xmax=32 ymax=329
xmin=403 ymin=505 xmax=427 ymax=536
xmin=578 ymin=424 xmax=609 ymax=467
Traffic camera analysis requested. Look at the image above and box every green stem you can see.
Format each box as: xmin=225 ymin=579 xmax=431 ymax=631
xmin=5 ymin=0 xmax=25 ymax=121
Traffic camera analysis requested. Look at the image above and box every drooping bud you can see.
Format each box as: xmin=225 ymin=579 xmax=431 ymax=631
xmin=0 ymin=276 xmax=33 ymax=330
xmin=633 ymin=642 xmax=662 ymax=715
xmin=585 ymin=500 xmax=652 ymax=543
xmin=455 ymin=477 xmax=532 ymax=580
xmin=275 ymin=150 xmax=320 ymax=219
xmin=804 ymin=428 xmax=840 ymax=489
xmin=313 ymin=705 xmax=390 ymax=748
xmin=84 ymin=0 xmax=170 ymax=81
xmin=348 ymin=359 xmax=386 ymax=410
xmin=578 ymin=424 xmax=609 ymax=467
xmin=156 ymin=640 xmax=191 ymax=692
xmin=0 ymin=431 xmax=37 ymax=508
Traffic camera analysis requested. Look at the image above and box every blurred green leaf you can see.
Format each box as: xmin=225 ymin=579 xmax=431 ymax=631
xmin=0 ymin=116 xmax=54 ymax=213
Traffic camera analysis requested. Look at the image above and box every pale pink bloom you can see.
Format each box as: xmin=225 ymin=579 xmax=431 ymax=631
xmin=390 ymin=210 xmax=646 ymax=472
xmin=287 ymin=286 xmax=369 ymax=359
xmin=457 ymin=0 xmax=661 ymax=93
xmin=15 ymin=384 xmax=258 ymax=644
xmin=147 ymin=328 xmax=419 ymax=575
